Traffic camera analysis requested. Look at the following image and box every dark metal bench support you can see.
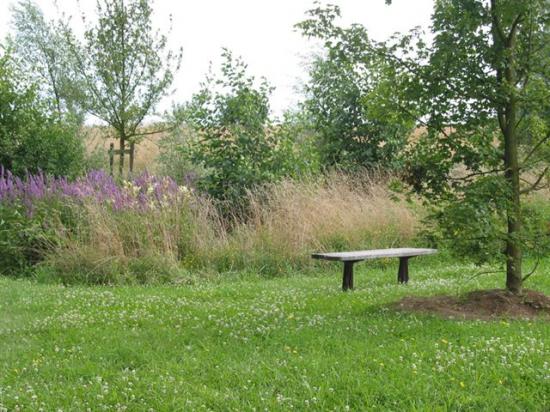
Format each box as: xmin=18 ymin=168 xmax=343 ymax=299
xmin=342 ymin=261 xmax=355 ymax=291
xmin=397 ymin=257 xmax=409 ymax=284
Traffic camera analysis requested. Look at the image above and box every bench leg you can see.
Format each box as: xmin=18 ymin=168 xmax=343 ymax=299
xmin=342 ymin=261 xmax=354 ymax=291
xmin=398 ymin=257 xmax=409 ymax=284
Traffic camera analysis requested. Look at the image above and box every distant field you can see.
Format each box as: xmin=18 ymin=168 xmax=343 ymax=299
xmin=1 ymin=258 xmax=549 ymax=411
xmin=80 ymin=126 xmax=430 ymax=175
xmin=83 ymin=127 xmax=166 ymax=172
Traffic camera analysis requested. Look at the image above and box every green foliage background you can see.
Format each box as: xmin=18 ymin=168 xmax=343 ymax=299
xmin=0 ymin=50 xmax=84 ymax=178
xmin=178 ymin=49 xmax=316 ymax=215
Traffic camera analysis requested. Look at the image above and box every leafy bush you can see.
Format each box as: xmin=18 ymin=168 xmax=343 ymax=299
xmin=180 ymin=49 xmax=308 ymax=215
xmin=0 ymin=50 xmax=85 ymax=178
xmin=157 ymin=125 xmax=205 ymax=186
xmin=273 ymin=110 xmax=322 ymax=177
xmin=296 ymin=4 xmax=414 ymax=171
xmin=0 ymin=195 xmax=74 ymax=276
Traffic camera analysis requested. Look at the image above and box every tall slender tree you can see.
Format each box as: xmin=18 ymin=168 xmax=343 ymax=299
xmin=301 ymin=1 xmax=549 ymax=293
xmin=383 ymin=0 xmax=550 ymax=294
xmin=9 ymin=0 xmax=83 ymax=120
xmin=67 ymin=0 xmax=181 ymax=175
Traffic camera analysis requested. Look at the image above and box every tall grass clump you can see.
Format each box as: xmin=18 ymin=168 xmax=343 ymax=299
xmin=40 ymin=174 xmax=222 ymax=285
xmin=201 ymin=171 xmax=420 ymax=275
xmin=0 ymin=168 xmax=213 ymax=284
xmin=1 ymin=167 xmax=420 ymax=283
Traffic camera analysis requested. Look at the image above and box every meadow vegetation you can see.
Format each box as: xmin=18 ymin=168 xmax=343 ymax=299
xmin=1 ymin=260 xmax=549 ymax=411
xmin=0 ymin=168 xmax=419 ymax=283
xmin=1 ymin=0 xmax=549 ymax=409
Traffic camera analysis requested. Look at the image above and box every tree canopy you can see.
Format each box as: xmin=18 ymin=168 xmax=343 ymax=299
xmin=296 ymin=3 xmax=415 ymax=170
xmin=9 ymin=0 xmax=84 ymax=121
xmin=66 ymin=0 xmax=181 ymax=175
xmin=384 ymin=0 xmax=550 ymax=293
xmin=0 ymin=48 xmax=84 ymax=177
xmin=180 ymin=49 xmax=306 ymax=215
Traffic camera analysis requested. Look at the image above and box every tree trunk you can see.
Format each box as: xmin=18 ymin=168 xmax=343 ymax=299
xmin=492 ymin=1 xmax=524 ymax=294
xmin=504 ymin=127 xmax=523 ymax=294
xmin=502 ymin=34 xmax=522 ymax=295
xmin=119 ymin=135 xmax=125 ymax=177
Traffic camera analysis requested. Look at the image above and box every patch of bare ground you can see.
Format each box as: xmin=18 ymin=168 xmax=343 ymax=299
xmin=394 ymin=289 xmax=550 ymax=320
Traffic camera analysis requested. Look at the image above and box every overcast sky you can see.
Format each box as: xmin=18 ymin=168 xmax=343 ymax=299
xmin=0 ymin=0 xmax=434 ymax=118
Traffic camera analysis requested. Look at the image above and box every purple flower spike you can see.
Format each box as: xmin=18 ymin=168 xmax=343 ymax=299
xmin=0 ymin=166 xmax=187 ymax=215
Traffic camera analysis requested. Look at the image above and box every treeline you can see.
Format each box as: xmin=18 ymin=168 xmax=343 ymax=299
xmin=1 ymin=0 xmax=549 ymax=293
xmin=1 ymin=1 xmax=414 ymax=190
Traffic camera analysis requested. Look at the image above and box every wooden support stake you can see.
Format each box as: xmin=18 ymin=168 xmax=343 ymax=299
xmin=108 ymin=143 xmax=115 ymax=177
xmin=129 ymin=142 xmax=135 ymax=175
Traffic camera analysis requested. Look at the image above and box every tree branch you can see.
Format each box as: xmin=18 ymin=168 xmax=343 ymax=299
xmin=449 ymin=168 xmax=505 ymax=182
xmin=490 ymin=0 xmax=506 ymax=45
xmin=522 ymin=258 xmax=540 ymax=282
xmin=130 ymin=124 xmax=177 ymax=139
xmin=506 ymin=13 xmax=524 ymax=47
xmin=520 ymin=166 xmax=549 ymax=194
xmin=467 ymin=267 xmax=505 ymax=282
xmin=522 ymin=130 xmax=550 ymax=164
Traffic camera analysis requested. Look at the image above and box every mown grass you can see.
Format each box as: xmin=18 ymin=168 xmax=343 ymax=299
xmin=1 ymin=257 xmax=549 ymax=411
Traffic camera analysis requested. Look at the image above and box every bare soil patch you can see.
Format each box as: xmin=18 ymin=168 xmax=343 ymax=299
xmin=394 ymin=289 xmax=550 ymax=320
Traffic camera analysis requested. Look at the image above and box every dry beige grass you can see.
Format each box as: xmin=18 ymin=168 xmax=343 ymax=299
xmin=249 ymin=171 xmax=417 ymax=250
xmin=205 ymin=171 xmax=420 ymax=273
xmin=44 ymin=171 xmax=420 ymax=279
xmin=83 ymin=126 xmax=166 ymax=172
xmin=45 ymin=194 xmax=210 ymax=283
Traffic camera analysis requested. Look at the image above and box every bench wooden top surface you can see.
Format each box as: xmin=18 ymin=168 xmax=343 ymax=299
xmin=312 ymin=248 xmax=437 ymax=262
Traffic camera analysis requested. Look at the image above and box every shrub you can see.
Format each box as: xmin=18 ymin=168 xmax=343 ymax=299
xmin=181 ymin=49 xmax=307 ymax=215
xmin=157 ymin=125 xmax=205 ymax=186
xmin=296 ymin=5 xmax=414 ymax=171
xmin=0 ymin=50 xmax=85 ymax=178
xmin=0 ymin=194 xmax=75 ymax=276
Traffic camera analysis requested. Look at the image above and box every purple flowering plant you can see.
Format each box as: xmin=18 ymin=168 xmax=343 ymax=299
xmin=0 ymin=166 xmax=193 ymax=275
xmin=0 ymin=166 xmax=190 ymax=216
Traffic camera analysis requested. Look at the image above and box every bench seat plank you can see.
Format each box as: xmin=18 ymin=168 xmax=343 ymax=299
xmin=312 ymin=248 xmax=437 ymax=262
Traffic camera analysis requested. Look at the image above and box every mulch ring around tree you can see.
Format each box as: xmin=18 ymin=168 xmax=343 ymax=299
xmin=393 ymin=289 xmax=550 ymax=320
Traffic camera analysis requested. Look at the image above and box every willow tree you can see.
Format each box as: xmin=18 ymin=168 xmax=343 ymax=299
xmin=9 ymin=0 xmax=83 ymax=120
xmin=67 ymin=0 xmax=181 ymax=175
xmin=385 ymin=0 xmax=550 ymax=294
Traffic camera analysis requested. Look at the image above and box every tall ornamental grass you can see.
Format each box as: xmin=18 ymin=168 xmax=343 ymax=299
xmin=0 ymin=168 xmax=420 ymax=284
xmin=206 ymin=172 xmax=419 ymax=275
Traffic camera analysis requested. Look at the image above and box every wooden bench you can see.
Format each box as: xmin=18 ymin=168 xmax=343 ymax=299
xmin=312 ymin=248 xmax=437 ymax=291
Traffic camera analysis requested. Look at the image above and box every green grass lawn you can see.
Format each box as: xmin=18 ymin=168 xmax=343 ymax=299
xmin=1 ymin=257 xmax=549 ymax=411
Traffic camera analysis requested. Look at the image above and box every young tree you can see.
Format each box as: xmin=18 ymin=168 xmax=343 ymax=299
xmin=9 ymin=0 xmax=83 ymax=120
xmin=296 ymin=4 xmax=414 ymax=170
xmin=182 ymin=49 xmax=300 ymax=216
xmin=384 ymin=0 xmax=550 ymax=294
xmin=67 ymin=0 xmax=181 ymax=175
